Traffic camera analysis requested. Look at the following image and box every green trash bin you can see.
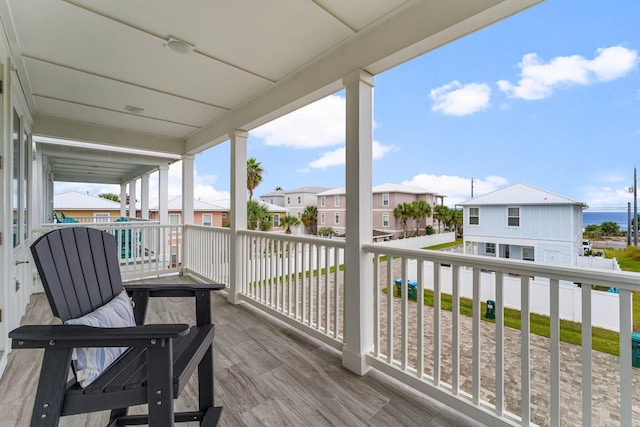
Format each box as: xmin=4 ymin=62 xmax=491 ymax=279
xmin=632 ymin=333 xmax=640 ymax=367
xmin=393 ymin=279 xmax=418 ymax=299
xmin=485 ymin=300 xmax=496 ymax=319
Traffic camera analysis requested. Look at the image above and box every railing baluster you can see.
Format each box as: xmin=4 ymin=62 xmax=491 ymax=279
xmin=495 ymin=271 xmax=505 ymax=417
xmin=401 ymin=257 xmax=409 ymax=370
xmin=582 ymin=284 xmax=592 ymax=427
xmin=472 ymin=267 xmax=481 ymax=405
xmin=386 ymin=255 xmax=393 ymax=364
xmin=619 ymin=289 xmax=632 ymax=426
xmin=521 ymin=275 xmax=531 ymax=425
xmin=374 ymin=254 xmax=381 ymax=357
xmin=550 ymin=278 xmax=560 ymax=427
xmin=452 ymin=264 xmax=460 ymax=395
xmin=416 ymin=260 xmax=424 ymax=379
xmin=433 ymin=261 xmax=441 ymax=386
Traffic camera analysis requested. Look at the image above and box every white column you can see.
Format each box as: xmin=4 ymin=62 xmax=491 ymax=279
xmin=342 ymin=70 xmax=374 ymax=375
xmin=158 ymin=164 xmax=169 ymax=225
xmin=182 ymin=154 xmax=195 ymax=225
xmin=120 ymin=184 xmax=127 ymax=218
xmin=229 ymin=130 xmax=248 ymax=304
xmin=140 ymin=173 xmax=150 ymax=220
xmin=128 ymin=179 xmax=137 ymax=218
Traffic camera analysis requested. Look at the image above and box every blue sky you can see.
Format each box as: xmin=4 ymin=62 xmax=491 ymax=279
xmin=57 ymin=0 xmax=640 ymax=211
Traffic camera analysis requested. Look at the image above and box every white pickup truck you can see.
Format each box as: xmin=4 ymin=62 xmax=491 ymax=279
xmin=582 ymin=239 xmax=592 ymax=254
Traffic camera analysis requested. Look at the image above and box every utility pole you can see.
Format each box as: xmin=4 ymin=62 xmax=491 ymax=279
xmin=628 ymin=202 xmax=632 ymax=247
xmin=471 ymin=178 xmax=474 ymax=198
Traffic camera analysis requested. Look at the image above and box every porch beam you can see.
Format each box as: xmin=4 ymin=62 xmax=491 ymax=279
xmin=342 ymin=70 xmax=374 ymax=375
xmin=229 ymin=130 xmax=248 ymax=305
xmin=33 ymin=115 xmax=183 ymax=155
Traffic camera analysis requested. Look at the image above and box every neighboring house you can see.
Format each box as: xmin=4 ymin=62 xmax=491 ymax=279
xmin=259 ymin=201 xmax=290 ymax=230
xmin=259 ymin=189 xmax=285 ymax=208
xmin=284 ymin=186 xmax=330 ymax=220
xmin=148 ymin=196 xmax=228 ymax=227
xmin=53 ymin=191 xmax=122 ymax=223
xmin=316 ymin=184 xmax=444 ymax=239
xmin=458 ymin=183 xmax=588 ymax=266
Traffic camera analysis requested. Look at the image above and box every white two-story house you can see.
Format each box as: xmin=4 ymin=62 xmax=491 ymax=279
xmin=458 ymin=183 xmax=588 ymax=266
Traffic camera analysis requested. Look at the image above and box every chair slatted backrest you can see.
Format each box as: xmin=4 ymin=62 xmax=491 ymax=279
xmin=31 ymin=227 xmax=124 ymax=322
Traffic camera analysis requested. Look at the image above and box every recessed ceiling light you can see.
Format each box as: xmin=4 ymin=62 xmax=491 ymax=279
xmin=125 ymin=105 xmax=144 ymax=114
xmin=167 ymin=37 xmax=193 ymax=55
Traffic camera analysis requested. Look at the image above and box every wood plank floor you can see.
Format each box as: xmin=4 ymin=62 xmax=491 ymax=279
xmin=0 ymin=275 xmax=483 ymax=427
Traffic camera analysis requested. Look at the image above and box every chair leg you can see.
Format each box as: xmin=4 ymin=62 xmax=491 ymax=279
xmin=109 ymin=407 xmax=128 ymax=424
xmin=31 ymin=348 xmax=72 ymax=426
xmin=146 ymin=343 xmax=174 ymax=426
xmin=198 ymin=345 xmax=215 ymax=411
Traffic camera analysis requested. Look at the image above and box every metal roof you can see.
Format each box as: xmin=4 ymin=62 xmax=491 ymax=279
xmin=54 ymin=191 xmax=121 ymax=210
xmin=457 ymin=183 xmax=588 ymax=207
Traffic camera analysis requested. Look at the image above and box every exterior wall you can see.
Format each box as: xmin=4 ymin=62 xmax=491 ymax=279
xmin=317 ymin=194 xmax=346 ymax=235
xmin=372 ymin=192 xmax=436 ymax=238
xmin=463 ymin=204 xmax=582 ymax=265
xmin=260 ymin=195 xmax=284 ymax=207
xmin=53 ymin=208 xmax=122 ymax=222
xmin=150 ymin=210 xmax=226 ymax=226
xmin=285 ymin=191 xmax=319 ymax=220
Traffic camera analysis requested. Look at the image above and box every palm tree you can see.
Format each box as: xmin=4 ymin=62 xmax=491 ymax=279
xmin=300 ymin=205 xmax=318 ymax=234
xmin=247 ymin=157 xmax=265 ymax=200
xmin=433 ymin=205 xmax=448 ymax=233
xmin=280 ymin=215 xmax=300 ymax=234
xmin=247 ymin=200 xmax=271 ymax=230
xmin=274 ymin=186 xmax=283 ymax=191
xmin=393 ymin=202 xmax=414 ymax=238
xmin=411 ymin=200 xmax=432 ymax=237
xmin=98 ymin=192 xmax=120 ymax=202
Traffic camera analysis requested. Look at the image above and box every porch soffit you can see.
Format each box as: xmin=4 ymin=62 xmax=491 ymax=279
xmin=5 ymin=0 xmax=543 ymax=157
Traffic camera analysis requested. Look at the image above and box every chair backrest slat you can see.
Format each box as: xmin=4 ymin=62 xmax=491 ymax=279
xmin=31 ymin=227 xmax=124 ymax=321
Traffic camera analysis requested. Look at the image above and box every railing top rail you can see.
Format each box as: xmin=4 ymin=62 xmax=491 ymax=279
xmin=35 ymin=221 xmax=166 ymax=232
xmin=363 ymin=243 xmax=640 ymax=289
xmin=239 ymin=229 xmax=346 ymax=248
xmin=184 ymin=224 xmax=231 ymax=233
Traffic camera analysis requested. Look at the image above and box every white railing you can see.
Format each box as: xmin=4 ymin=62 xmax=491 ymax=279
xmin=35 ymin=222 xmax=180 ymax=280
xmin=237 ymin=230 xmax=346 ymax=350
xmin=363 ymin=244 xmax=640 ymax=427
xmin=182 ymin=225 xmax=231 ymax=284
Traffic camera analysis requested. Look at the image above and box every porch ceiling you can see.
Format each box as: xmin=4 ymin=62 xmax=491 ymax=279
xmin=4 ymin=0 xmax=542 ymax=156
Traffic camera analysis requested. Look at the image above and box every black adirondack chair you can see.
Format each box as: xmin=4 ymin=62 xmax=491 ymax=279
xmin=9 ymin=227 xmax=224 ymax=426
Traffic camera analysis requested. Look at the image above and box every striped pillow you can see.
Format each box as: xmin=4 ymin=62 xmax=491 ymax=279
xmin=64 ymin=290 xmax=135 ymax=388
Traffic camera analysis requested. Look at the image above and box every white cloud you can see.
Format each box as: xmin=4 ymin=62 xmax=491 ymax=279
xmin=402 ymin=174 xmax=509 ymax=207
xmin=582 ymin=185 xmax=633 ymax=209
xmin=53 ymin=161 xmax=230 ymax=206
xmin=430 ymin=81 xmax=492 ymax=116
xmin=252 ymin=95 xmax=345 ymax=148
xmin=498 ymin=46 xmax=638 ymax=100
xmin=308 ymin=140 xmax=396 ymax=169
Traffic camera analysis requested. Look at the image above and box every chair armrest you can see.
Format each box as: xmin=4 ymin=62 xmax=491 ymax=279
xmin=125 ymin=282 xmax=225 ymax=298
xmin=10 ymin=323 xmax=190 ymax=349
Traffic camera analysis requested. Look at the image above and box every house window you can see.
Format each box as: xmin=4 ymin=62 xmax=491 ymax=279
xmin=383 ymin=213 xmax=389 ymax=227
xmin=297 ymin=196 xmax=301 ymax=204
xmin=523 ymin=246 xmax=534 ymax=261
xmin=170 ymin=245 xmax=178 ymax=263
xmin=287 ymin=197 xmax=290 ymax=205
xmin=508 ymin=207 xmax=520 ymax=227
xmin=334 ymin=212 xmax=340 ymax=224
xmin=382 ymin=193 xmax=389 ymax=206
xmin=270 ymin=198 xmax=274 ymax=204
xmin=320 ymin=212 xmax=326 ymax=224
xmin=273 ymin=213 xmax=280 ymax=227
xmin=486 ymin=243 xmax=496 ymax=254
xmin=297 ymin=212 xmax=301 ymax=218
xmin=94 ymin=213 xmax=110 ymax=223
xmin=222 ymin=213 xmax=227 ymax=218
xmin=203 ymin=214 xmax=212 ymax=226
xmin=320 ymin=196 xmax=326 ymax=207
xmin=469 ymin=207 xmax=479 ymax=225
xmin=334 ymin=196 xmax=340 ymax=207
xmin=170 ymin=214 xmax=180 ymax=224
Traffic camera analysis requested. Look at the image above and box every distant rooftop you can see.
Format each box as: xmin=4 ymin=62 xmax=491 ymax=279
xmin=317 ymin=183 xmax=441 ymax=196
xmin=54 ymin=191 xmax=120 ymax=210
xmin=458 ymin=183 xmax=588 ymax=207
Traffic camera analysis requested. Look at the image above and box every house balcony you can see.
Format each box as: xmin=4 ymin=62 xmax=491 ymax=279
xmin=5 ymin=222 xmax=640 ymax=426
